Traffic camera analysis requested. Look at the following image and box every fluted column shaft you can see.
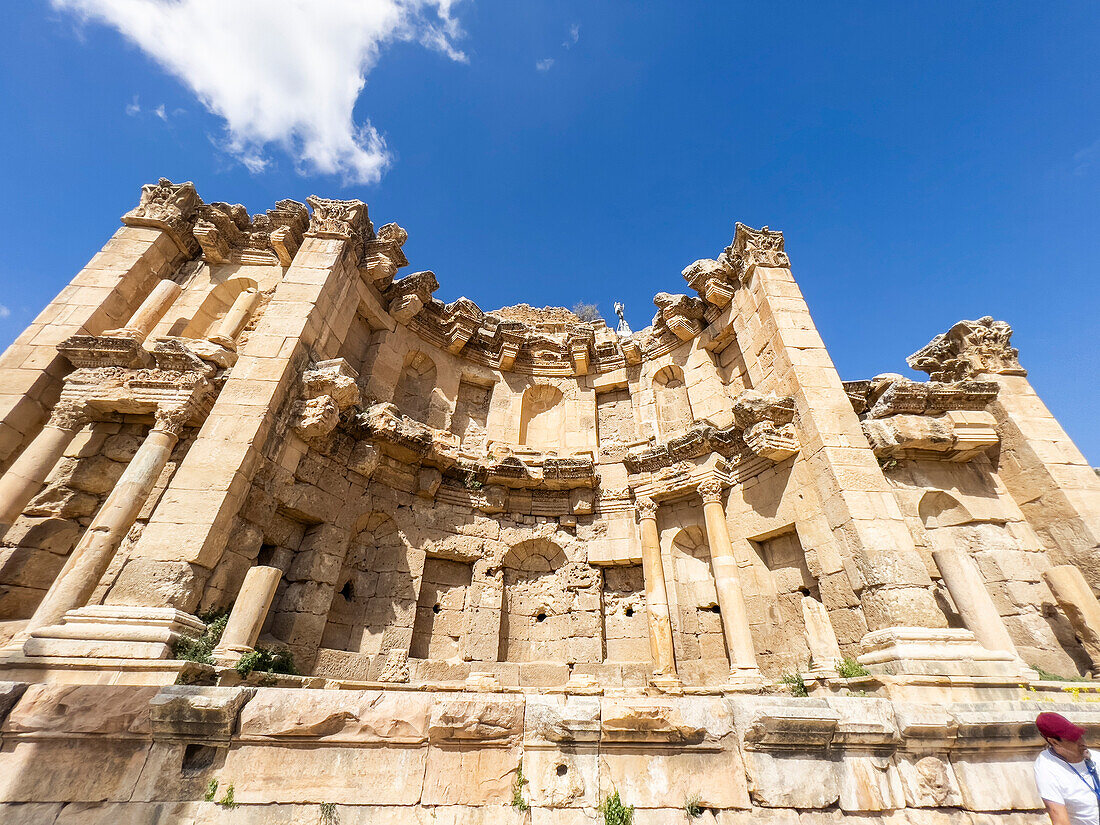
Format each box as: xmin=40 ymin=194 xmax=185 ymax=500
xmin=932 ymin=548 xmax=1018 ymax=656
xmin=0 ymin=402 xmax=87 ymax=529
xmin=636 ymin=497 xmax=678 ymax=678
xmin=23 ymin=407 xmax=188 ymax=636
xmin=698 ymin=480 xmax=760 ymax=676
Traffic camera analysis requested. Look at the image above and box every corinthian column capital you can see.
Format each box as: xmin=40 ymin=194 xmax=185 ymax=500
xmin=46 ymin=400 xmax=89 ymax=433
xmin=634 ymin=495 xmax=658 ymax=520
xmin=697 ymin=478 xmax=725 ymax=504
xmin=153 ymin=405 xmax=191 ymax=438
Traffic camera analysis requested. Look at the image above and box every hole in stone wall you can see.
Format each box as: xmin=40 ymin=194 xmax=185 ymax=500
xmin=182 ymin=744 xmax=216 ymax=774
xmin=536 ymin=612 xmax=547 ymax=623
xmin=432 ymin=603 xmax=442 ymax=614
xmin=625 ymin=607 xmax=634 ymax=617
xmin=340 ymin=580 xmax=354 ymax=601
xmin=556 ymin=764 xmax=568 ymax=776
xmin=798 ymin=587 xmax=811 ymax=597
xmin=709 ymin=605 xmax=721 ymax=614
xmin=257 ymin=544 xmax=277 ymax=567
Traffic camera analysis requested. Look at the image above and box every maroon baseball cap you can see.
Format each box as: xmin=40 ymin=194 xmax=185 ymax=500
xmin=1036 ymin=712 xmax=1086 ymax=742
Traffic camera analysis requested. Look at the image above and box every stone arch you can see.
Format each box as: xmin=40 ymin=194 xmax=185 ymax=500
xmin=669 ymin=526 xmax=727 ymax=667
xmin=518 ymin=384 xmax=565 ymax=452
xmin=321 ymin=512 xmax=416 ymax=655
xmin=499 ymin=538 xmax=571 ymax=662
xmin=177 ymin=276 xmax=259 ymax=338
xmin=393 ymin=351 xmax=438 ymax=424
xmin=653 ymin=364 xmax=693 ymax=437
xmin=918 ymin=491 xmax=975 ymax=529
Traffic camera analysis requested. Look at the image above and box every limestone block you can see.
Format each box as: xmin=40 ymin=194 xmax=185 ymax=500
xmin=0 ymin=740 xmax=153 ymax=803
xmin=950 ymin=752 xmax=1043 ymax=811
xmin=600 ymin=698 xmax=706 ymax=744
xmin=896 ymin=754 xmax=963 ymax=808
xmin=525 ymin=694 xmax=601 ymax=744
xmin=421 ymin=744 xmax=520 ymax=805
xmin=301 ymin=358 xmax=360 ymax=409
xmin=237 ymin=688 xmax=431 ymax=743
xmin=600 ymin=747 xmax=750 ymax=809
xmin=148 ymin=686 xmax=254 ymax=744
xmin=1043 ymin=564 xmax=1100 ymax=670
xmin=570 ymin=487 xmax=595 ymax=515
xmin=835 ymin=754 xmax=905 ymax=812
xmin=0 ymin=683 xmax=28 ymax=726
xmin=740 ymin=751 xmax=840 ymax=809
xmin=291 ymin=395 xmax=339 ymax=441
xmin=219 ymin=742 xmax=426 ymax=805
xmin=428 ymin=694 xmax=524 ymax=743
xmin=418 ymin=467 xmax=442 ymax=499
xmin=525 ymin=747 xmax=598 ymax=808
xmin=2 ymin=685 xmax=158 ymax=737
xmin=348 ymin=442 xmax=380 ymax=479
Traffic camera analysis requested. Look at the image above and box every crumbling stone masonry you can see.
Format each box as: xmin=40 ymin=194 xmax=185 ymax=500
xmin=0 ymin=180 xmax=1098 ymax=821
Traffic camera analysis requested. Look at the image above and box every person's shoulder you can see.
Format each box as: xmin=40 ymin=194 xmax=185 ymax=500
xmin=1034 ymin=748 xmax=1060 ymax=775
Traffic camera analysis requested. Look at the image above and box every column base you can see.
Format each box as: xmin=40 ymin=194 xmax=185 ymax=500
xmin=19 ymin=606 xmax=206 ymax=660
xmin=211 ymin=644 xmax=251 ymax=668
xmin=724 ymin=667 xmax=766 ymax=693
xmin=649 ymin=673 xmax=685 ymax=694
xmin=857 ymin=627 xmax=1026 ymax=679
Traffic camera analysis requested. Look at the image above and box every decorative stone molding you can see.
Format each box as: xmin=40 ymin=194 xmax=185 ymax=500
xmin=908 ymin=316 xmax=1026 ymax=382
xmin=375 ymin=649 xmax=410 ymax=683
xmin=44 ymin=400 xmax=89 ymax=433
xmin=568 ymin=329 xmax=594 ymax=375
xmin=56 ymin=362 xmax=214 ymax=425
xmin=153 ymin=405 xmax=193 ymax=437
xmin=696 ymin=478 xmax=724 ymax=504
xmin=122 ymin=178 xmax=201 ymax=255
xmin=743 ymin=420 xmax=799 ymax=462
xmin=683 ymin=258 xmax=736 ymax=307
xmin=731 ymin=390 xmax=796 ymax=430
xmin=193 ymin=199 xmax=309 ymax=266
xmin=441 ymin=297 xmax=484 ymax=354
xmin=719 ymin=223 xmax=789 ymax=284
xmin=384 ymin=271 xmax=440 ymax=324
xmin=58 ymin=334 xmax=147 ymax=370
xmin=291 ymin=395 xmax=340 ymax=441
xmin=653 ymin=292 xmax=705 ymax=341
xmin=361 ymin=222 xmax=409 ymax=287
xmin=263 ymin=199 xmax=310 ymax=266
xmin=634 ymin=496 xmax=658 ymax=520
xmin=304 ymin=195 xmax=373 ymax=252
xmin=866 ymin=378 xmax=998 ymax=420
xmin=495 ymin=322 xmax=526 ymax=370
xmin=291 ymin=358 xmax=361 ymax=441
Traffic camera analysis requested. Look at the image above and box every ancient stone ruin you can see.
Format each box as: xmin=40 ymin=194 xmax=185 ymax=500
xmin=0 ymin=178 xmax=1098 ymax=822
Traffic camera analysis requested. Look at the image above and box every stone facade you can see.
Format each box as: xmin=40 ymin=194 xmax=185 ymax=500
xmin=0 ymin=181 xmax=1097 ymax=821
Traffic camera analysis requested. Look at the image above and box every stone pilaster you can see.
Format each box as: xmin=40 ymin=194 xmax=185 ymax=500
xmin=635 ymin=497 xmax=679 ymax=685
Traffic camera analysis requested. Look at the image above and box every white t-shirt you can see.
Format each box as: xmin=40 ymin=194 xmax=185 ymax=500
xmin=1034 ymin=747 xmax=1100 ymax=825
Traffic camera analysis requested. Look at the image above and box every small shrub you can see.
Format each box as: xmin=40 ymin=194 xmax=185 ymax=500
xmin=218 ymin=784 xmax=236 ymax=808
xmin=1031 ymin=664 xmax=1091 ymax=682
xmin=601 ymin=790 xmax=634 ymax=825
xmin=511 ymin=761 xmax=529 ymax=811
xmin=236 ymin=646 xmax=298 ymax=677
xmin=173 ymin=611 xmax=229 ymax=665
xmin=320 ymin=802 xmax=339 ymax=825
xmin=203 ymin=779 xmax=218 ymax=802
xmin=572 ymin=301 xmax=602 ymax=323
xmin=683 ymin=792 xmax=704 ymax=818
xmin=781 ymin=672 xmax=808 ymax=697
xmin=837 ymin=657 xmax=870 ymax=679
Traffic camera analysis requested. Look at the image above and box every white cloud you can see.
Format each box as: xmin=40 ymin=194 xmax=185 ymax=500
xmin=52 ymin=0 xmax=468 ymax=184
xmin=535 ymin=57 xmax=554 ymax=72
xmin=1074 ymin=139 xmax=1100 ymax=176
xmin=0 ymin=305 xmax=10 ymax=319
xmin=563 ymin=23 xmax=579 ymax=48
xmin=153 ymin=103 xmax=167 ymax=122
xmin=125 ymin=94 xmax=141 ymax=116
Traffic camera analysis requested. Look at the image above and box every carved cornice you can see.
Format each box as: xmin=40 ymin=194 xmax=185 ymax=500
xmin=304 ymin=196 xmax=374 ymax=257
xmin=908 ymin=317 xmax=1026 ymax=382
xmin=682 ymin=258 xmax=736 ymax=307
xmin=719 ymin=223 xmax=789 ymax=284
xmin=653 ymin=293 xmax=706 ymax=341
xmin=866 ymin=378 xmax=999 ymax=420
xmin=194 ymin=199 xmax=309 ymax=266
xmin=384 ymin=271 xmax=440 ymax=325
xmin=361 ymin=222 xmax=409 ymax=288
xmin=292 ymin=358 xmax=361 ymax=442
xmin=122 ymin=178 xmax=201 ymax=256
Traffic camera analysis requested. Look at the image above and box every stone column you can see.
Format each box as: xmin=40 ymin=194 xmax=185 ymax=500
xmin=22 ymin=405 xmax=189 ymax=637
xmin=107 ymin=279 xmax=182 ymax=341
xmin=207 ymin=288 xmax=262 ymax=349
xmin=1043 ymin=565 xmax=1100 ymax=671
xmin=697 ymin=479 xmax=760 ymax=680
xmin=635 ymin=497 xmax=679 ymax=682
xmin=802 ymin=596 xmax=844 ymax=673
xmin=211 ymin=565 xmax=282 ymax=664
xmin=0 ymin=401 xmax=87 ymax=529
xmin=932 ymin=548 xmax=1018 ymax=656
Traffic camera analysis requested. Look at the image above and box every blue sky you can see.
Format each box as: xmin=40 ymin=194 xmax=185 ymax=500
xmin=1 ymin=2 xmax=1097 ymax=460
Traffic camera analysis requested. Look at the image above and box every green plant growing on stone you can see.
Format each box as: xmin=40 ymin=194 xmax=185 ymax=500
xmin=217 ymin=784 xmax=236 ymax=808
xmin=572 ymin=301 xmax=602 ymax=323
xmin=236 ymin=646 xmax=298 ymax=677
xmin=173 ymin=610 xmax=229 ymax=665
xmin=683 ymin=792 xmax=704 ymax=818
xmin=511 ymin=761 xmax=529 ymax=811
xmin=781 ymin=672 xmax=808 ymax=697
xmin=1031 ymin=664 xmax=1092 ymax=682
xmin=203 ymin=779 xmax=218 ymax=802
xmin=319 ymin=802 xmax=339 ymax=824
xmin=837 ymin=657 xmax=870 ymax=679
xmin=601 ymin=790 xmax=634 ymax=825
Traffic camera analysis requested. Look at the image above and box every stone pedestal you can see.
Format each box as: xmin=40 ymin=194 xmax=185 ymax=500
xmin=212 ymin=565 xmax=282 ymax=665
xmin=698 ymin=480 xmax=761 ymax=685
xmin=932 ymin=549 xmax=1018 ymax=657
xmin=21 ymin=605 xmax=206 ymax=659
xmin=1043 ymin=564 xmax=1100 ymax=671
xmin=802 ymin=596 xmax=843 ymax=675
xmin=635 ymin=498 xmax=679 ymax=684
xmin=0 ymin=401 xmax=87 ymax=529
xmin=20 ymin=407 xmax=188 ymax=640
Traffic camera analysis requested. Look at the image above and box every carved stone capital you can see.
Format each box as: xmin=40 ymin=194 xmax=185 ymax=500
xmin=385 ymin=271 xmax=440 ymax=324
xmin=123 ymin=178 xmax=201 ymax=256
xmin=697 ymin=478 xmax=724 ymax=504
xmin=720 ymin=223 xmax=789 ymax=283
xmin=743 ymin=420 xmax=799 ymax=462
xmin=908 ymin=317 xmax=1026 ymax=382
xmin=635 ymin=496 xmax=659 ymax=520
xmin=153 ymin=405 xmax=192 ymax=437
xmin=305 ymin=196 xmax=373 ymax=251
xmin=682 ymin=258 xmax=736 ymax=307
xmin=653 ymin=292 xmax=705 ymax=341
xmin=45 ymin=400 xmax=89 ymax=433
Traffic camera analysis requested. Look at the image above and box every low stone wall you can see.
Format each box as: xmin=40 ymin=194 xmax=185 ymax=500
xmin=0 ymin=680 xmax=1089 ymax=823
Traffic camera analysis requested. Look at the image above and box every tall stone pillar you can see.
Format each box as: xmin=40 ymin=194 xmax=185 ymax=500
xmin=910 ymin=317 xmax=1100 ymax=592
xmin=21 ymin=405 xmax=190 ymax=637
xmin=0 ymin=401 xmax=87 ymax=530
xmin=932 ymin=548 xmax=1018 ymax=656
xmin=207 ymin=288 xmax=262 ymax=349
xmin=697 ymin=479 xmax=760 ymax=681
xmin=1043 ymin=565 xmax=1100 ymax=672
xmin=635 ymin=497 xmax=679 ymax=685
xmin=212 ymin=565 xmax=282 ymax=664
xmin=106 ymin=279 xmax=182 ymax=341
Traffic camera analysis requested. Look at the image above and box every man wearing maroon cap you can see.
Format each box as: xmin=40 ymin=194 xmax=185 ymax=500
xmin=1035 ymin=712 xmax=1100 ymax=825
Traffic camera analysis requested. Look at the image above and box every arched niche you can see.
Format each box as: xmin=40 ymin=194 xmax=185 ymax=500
xmin=653 ymin=364 xmax=693 ymax=437
xmin=918 ymin=490 xmax=976 ymax=529
xmin=518 ymin=384 xmax=565 ymax=452
xmin=175 ymin=276 xmax=259 ymax=339
xmin=498 ymin=539 xmax=570 ymax=663
xmin=393 ymin=351 xmax=438 ymax=425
